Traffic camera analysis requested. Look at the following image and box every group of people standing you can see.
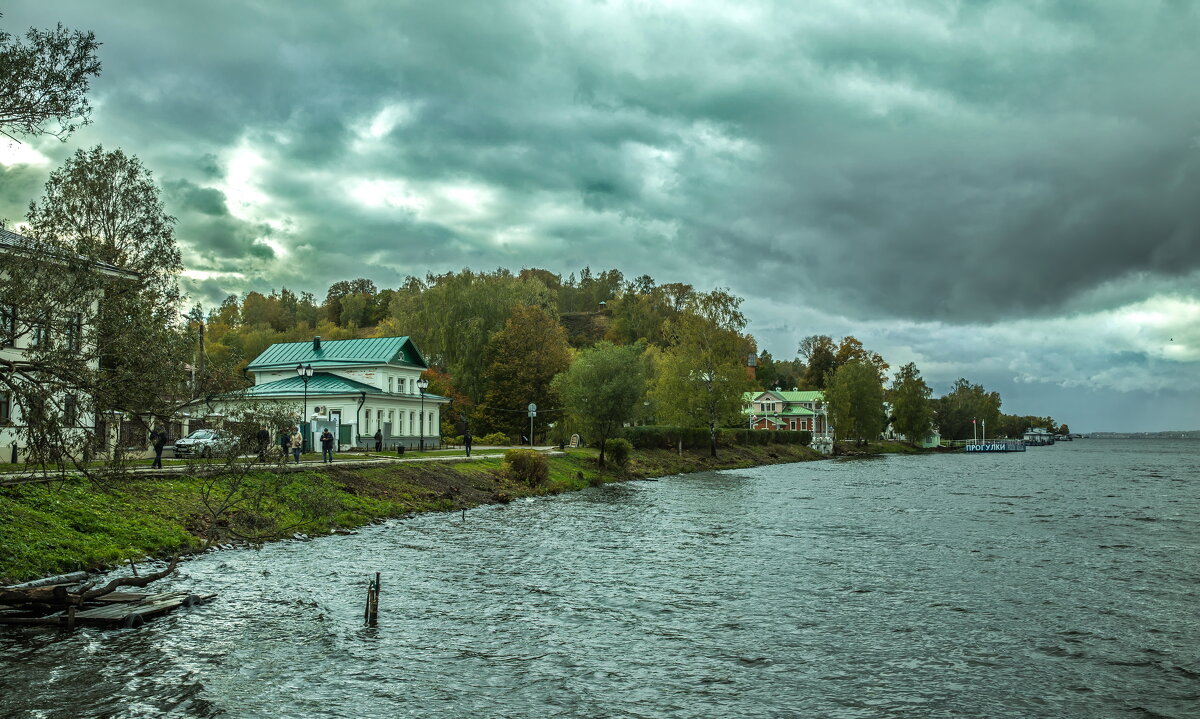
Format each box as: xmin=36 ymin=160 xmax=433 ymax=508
xmin=272 ymin=426 xmax=337 ymax=464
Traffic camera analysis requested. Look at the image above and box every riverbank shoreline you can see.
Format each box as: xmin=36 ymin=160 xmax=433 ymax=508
xmin=0 ymin=441 xmax=923 ymax=585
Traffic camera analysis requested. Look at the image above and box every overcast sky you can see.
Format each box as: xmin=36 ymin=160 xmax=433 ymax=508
xmin=3 ymin=1 xmax=1198 ymax=432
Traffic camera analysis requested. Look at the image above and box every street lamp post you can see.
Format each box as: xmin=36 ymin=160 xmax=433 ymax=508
xmin=416 ymin=377 xmax=429 ymax=451
xmin=296 ymin=363 xmax=313 ymax=450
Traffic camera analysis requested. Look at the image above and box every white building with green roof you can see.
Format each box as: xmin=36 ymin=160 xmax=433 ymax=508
xmin=742 ymin=389 xmax=829 ymax=434
xmin=204 ymin=335 xmax=449 ymax=450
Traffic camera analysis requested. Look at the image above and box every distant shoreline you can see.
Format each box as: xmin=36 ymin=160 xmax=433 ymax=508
xmin=1087 ymin=433 xmax=1200 ymax=439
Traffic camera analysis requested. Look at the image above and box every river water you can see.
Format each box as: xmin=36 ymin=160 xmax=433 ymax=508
xmin=1 ymin=439 xmax=1197 ymax=718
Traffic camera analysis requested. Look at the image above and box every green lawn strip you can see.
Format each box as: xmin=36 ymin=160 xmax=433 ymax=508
xmin=0 ymin=441 xmax=874 ymax=584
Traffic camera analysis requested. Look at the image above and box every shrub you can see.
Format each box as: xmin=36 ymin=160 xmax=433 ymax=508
xmin=481 ymin=432 xmax=510 ymax=446
xmin=629 ymin=425 xmax=813 ymax=449
xmin=605 ymin=438 xmax=632 ymax=467
xmin=503 ymin=449 xmax=548 ymax=485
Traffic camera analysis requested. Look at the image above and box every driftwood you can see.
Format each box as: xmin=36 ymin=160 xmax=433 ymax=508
xmin=0 ymin=557 xmax=178 ymax=608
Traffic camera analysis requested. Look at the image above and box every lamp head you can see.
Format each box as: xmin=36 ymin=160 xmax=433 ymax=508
xmin=304 ymin=364 xmax=314 ymax=378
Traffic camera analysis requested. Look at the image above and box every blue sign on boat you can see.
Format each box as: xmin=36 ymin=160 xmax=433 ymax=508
xmin=965 ymin=440 xmax=1026 ymax=452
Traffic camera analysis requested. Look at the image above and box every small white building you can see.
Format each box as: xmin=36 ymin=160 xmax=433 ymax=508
xmin=204 ymin=335 xmax=449 ymax=450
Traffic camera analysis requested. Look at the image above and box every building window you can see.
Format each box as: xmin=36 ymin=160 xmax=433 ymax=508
xmin=409 ymin=411 xmax=415 ymax=434
xmin=387 ymin=410 xmax=394 ymax=432
xmin=63 ymin=395 xmax=77 ymax=427
xmin=1 ymin=306 xmax=14 ymax=347
xmin=388 ymin=376 xmax=394 ymax=393
xmin=790 ymin=419 xmax=796 ymax=431
xmin=30 ymin=316 xmax=49 ymax=347
xmin=0 ymin=391 xmax=9 ymax=424
xmin=66 ymin=313 xmax=83 ymax=352
xmin=377 ymin=409 xmax=383 ymax=433
xmin=364 ymin=410 xmax=371 ymax=433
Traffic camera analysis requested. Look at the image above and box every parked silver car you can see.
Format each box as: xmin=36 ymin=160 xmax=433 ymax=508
xmin=173 ymin=429 xmax=237 ymax=458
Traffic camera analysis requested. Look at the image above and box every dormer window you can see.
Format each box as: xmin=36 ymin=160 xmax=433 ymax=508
xmin=388 ymin=377 xmax=394 ymax=393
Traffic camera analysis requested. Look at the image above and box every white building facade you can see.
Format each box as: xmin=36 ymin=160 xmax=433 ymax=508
xmin=204 ymin=335 xmax=449 ymax=451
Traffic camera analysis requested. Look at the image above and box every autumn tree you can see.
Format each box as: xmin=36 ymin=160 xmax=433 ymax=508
xmin=0 ymin=17 xmax=100 ymax=141
xmin=389 ymin=270 xmax=556 ymax=403
xmin=3 ymin=148 xmax=199 ymax=472
xmin=889 ymin=362 xmax=933 ymax=444
xmin=551 ymin=341 xmax=645 ymax=466
xmin=25 ymin=147 xmax=187 ymax=423
xmin=824 ymin=359 xmax=886 ymax=444
xmin=798 ymin=335 xmax=836 ymax=389
xmin=479 ymin=305 xmax=571 ymax=440
xmin=650 ymin=289 xmax=755 ymax=457
xmin=834 ymin=336 xmax=889 ymax=383
xmin=933 ymin=378 xmax=1002 ymax=441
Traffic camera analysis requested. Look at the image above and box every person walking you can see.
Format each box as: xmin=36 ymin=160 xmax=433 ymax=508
xmin=149 ymin=426 xmax=168 ymax=468
xmin=320 ymin=428 xmax=335 ymax=463
xmin=373 ymin=428 xmax=383 ymax=453
xmin=277 ymin=427 xmax=290 ymax=464
xmin=289 ymin=426 xmax=303 ymax=463
xmin=256 ymin=426 xmax=271 ymax=462
xmin=463 ymin=429 xmax=472 ymax=457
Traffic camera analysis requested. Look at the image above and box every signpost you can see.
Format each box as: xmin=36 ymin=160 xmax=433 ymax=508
xmin=527 ymin=403 xmax=536 ymax=446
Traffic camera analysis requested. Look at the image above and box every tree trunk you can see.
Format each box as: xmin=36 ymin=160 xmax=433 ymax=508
xmin=0 ymin=556 xmax=178 ymax=607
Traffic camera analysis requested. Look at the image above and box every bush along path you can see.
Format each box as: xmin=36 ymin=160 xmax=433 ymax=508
xmin=0 ymin=443 xmax=828 ymax=585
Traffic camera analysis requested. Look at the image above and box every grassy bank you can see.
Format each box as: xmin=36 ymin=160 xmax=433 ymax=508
xmin=0 ymin=443 xmax=827 ymax=585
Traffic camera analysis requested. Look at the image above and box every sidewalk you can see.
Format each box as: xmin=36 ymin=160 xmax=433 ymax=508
xmin=0 ymin=447 xmax=566 ymax=484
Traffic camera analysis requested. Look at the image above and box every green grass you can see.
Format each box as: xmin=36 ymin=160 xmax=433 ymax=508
xmin=0 ymin=441 xmax=831 ymax=584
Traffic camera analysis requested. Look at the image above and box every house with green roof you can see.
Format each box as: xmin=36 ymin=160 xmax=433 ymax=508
xmin=742 ymin=389 xmax=829 ymax=434
xmin=205 ymin=335 xmax=449 ymax=450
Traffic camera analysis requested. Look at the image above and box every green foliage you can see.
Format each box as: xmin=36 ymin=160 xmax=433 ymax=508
xmin=551 ymin=341 xmax=645 ymax=466
xmin=933 ymin=378 xmax=1002 ymax=440
xmin=480 ymin=431 xmax=510 ymax=445
xmin=503 ymin=449 xmax=549 ymax=486
xmin=0 ymin=19 xmax=101 ymax=141
xmin=624 ymin=425 xmax=810 ymax=449
xmin=649 ymin=289 xmax=756 ymax=457
xmin=389 ymin=270 xmax=557 ymax=403
xmin=480 ymin=305 xmax=571 ymax=439
xmin=825 ymin=360 xmax=887 ymax=442
xmin=890 ymin=362 xmax=934 ymax=443
xmin=605 ymin=438 xmax=632 ymax=467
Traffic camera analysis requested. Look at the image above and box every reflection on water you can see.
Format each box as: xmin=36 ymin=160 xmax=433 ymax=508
xmin=2 ymin=440 xmax=1198 ymax=718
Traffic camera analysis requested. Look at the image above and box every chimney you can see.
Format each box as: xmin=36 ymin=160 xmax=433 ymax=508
xmin=313 ymin=336 xmax=322 ymax=351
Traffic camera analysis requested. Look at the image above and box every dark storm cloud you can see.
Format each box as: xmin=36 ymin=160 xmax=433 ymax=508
xmin=3 ymin=0 xmax=1199 ymax=325
xmin=162 ymin=179 xmax=273 ymax=267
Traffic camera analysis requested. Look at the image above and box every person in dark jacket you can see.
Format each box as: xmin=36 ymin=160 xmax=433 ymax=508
xmin=320 ymin=428 xmax=335 ymax=463
xmin=149 ymin=426 xmax=168 ymax=468
xmin=256 ymin=427 xmax=271 ymax=462
xmin=278 ymin=428 xmax=290 ymax=464
xmin=463 ymin=429 xmax=472 ymax=457
xmin=374 ymin=428 xmax=383 ymax=452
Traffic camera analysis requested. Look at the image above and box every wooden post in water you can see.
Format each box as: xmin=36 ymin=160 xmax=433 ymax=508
xmin=364 ymin=572 xmax=380 ymax=626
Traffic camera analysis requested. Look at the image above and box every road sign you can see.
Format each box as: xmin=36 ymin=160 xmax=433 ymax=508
xmin=528 ymin=410 xmax=536 ymax=417
xmin=527 ymin=403 xmax=537 ymax=412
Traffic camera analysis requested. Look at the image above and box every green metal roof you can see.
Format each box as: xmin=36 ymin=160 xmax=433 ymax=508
xmin=745 ymin=390 xmax=825 ymax=403
xmin=245 ymin=336 xmax=428 ymax=371
xmin=240 ymin=373 xmax=386 ymax=397
xmin=776 ymin=390 xmax=824 ymax=402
